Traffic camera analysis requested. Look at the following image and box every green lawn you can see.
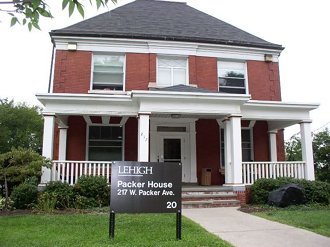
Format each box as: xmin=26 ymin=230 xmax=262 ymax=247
xmin=0 ymin=212 xmax=232 ymax=247
xmin=253 ymin=205 xmax=330 ymax=237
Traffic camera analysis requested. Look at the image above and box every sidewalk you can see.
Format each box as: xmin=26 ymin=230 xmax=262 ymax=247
xmin=183 ymin=207 xmax=330 ymax=247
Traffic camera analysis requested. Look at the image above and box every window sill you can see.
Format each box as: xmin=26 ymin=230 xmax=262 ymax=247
xmin=88 ymin=90 xmax=128 ymax=95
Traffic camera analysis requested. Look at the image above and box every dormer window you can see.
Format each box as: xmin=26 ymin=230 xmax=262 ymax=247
xmin=218 ymin=61 xmax=246 ymax=94
xmin=92 ymin=54 xmax=125 ymax=90
xmin=157 ymin=56 xmax=187 ymax=87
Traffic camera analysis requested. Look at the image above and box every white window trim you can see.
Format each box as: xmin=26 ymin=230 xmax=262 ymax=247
xmin=90 ymin=53 xmax=126 ymax=92
xmin=156 ymin=55 xmax=189 ymax=87
xmin=85 ymin=122 xmax=125 ymax=161
xmin=217 ymin=60 xmax=248 ymax=94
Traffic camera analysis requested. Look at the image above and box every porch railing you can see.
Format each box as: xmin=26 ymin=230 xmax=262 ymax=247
xmin=51 ymin=161 xmax=113 ymax=185
xmin=242 ymin=161 xmax=306 ymax=185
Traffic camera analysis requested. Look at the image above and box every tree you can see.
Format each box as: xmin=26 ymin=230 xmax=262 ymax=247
xmin=313 ymin=128 xmax=330 ymax=182
xmin=0 ymin=0 xmax=117 ymax=31
xmin=0 ymin=148 xmax=51 ymax=210
xmin=285 ymin=128 xmax=330 ymax=182
xmin=0 ymin=98 xmax=43 ymax=154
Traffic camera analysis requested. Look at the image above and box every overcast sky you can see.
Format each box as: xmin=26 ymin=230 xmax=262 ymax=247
xmin=0 ymin=0 xmax=329 ymax=138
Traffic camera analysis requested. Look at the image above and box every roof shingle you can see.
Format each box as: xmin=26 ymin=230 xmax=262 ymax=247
xmin=51 ymin=0 xmax=283 ymax=50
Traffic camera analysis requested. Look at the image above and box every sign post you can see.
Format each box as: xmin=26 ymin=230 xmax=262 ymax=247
xmin=110 ymin=161 xmax=182 ymax=239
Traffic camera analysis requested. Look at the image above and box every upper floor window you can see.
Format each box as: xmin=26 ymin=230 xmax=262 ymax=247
xmin=157 ymin=56 xmax=187 ymax=87
xmin=92 ymin=54 xmax=124 ymax=90
xmin=218 ymin=61 xmax=246 ymax=94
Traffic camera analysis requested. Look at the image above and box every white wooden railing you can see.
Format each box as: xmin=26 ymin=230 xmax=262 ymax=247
xmin=242 ymin=161 xmax=306 ymax=185
xmin=51 ymin=161 xmax=113 ymax=185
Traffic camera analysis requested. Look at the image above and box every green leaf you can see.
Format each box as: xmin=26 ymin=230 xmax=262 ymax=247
xmin=10 ymin=17 xmax=18 ymax=27
xmin=96 ymin=0 xmax=101 ymax=9
xmin=76 ymin=3 xmax=84 ymax=18
xmin=28 ymin=22 xmax=32 ymax=31
xmin=68 ymin=1 xmax=75 ymax=17
xmin=23 ymin=18 xmax=27 ymax=25
xmin=62 ymin=0 xmax=70 ymax=10
xmin=32 ymin=22 xmax=41 ymax=30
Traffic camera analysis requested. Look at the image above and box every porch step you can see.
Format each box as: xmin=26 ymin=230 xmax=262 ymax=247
xmin=181 ymin=186 xmax=240 ymax=208
xmin=182 ymin=199 xmax=240 ymax=208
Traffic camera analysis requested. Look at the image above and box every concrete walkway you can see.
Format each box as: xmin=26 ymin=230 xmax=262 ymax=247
xmin=183 ymin=207 xmax=330 ymax=247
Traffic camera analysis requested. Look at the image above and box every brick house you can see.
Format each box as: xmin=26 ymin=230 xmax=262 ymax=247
xmin=37 ymin=0 xmax=318 ymax=192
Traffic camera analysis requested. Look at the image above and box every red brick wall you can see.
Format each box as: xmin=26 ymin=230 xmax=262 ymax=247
xmin=125 ymin=117 xmax=138 ymax=161
xmin=53 ymin=124 xmax=59 ymax=160
xmin=247 ymin=61 xmax=281 ymax=101
xmin=188 ymin=55 xmax=197 ymax=85
xmin=277 ymin=130 xmax=285 ymax=161
xmin=253 ymin=121 xmax=270 ymax=161
xmin=149 ymin=54 xmax=156 ymax=83
xmin=126 ymin=53 xmax=151 ymax=90
xmin=67 ymin=116 xmax=86 ymax=160
xmin=194 ymin=56 xmax=218 ymax=91
xmin=53 ymin=50 xmax=92 ymax=93
xmin=196 ymin=119 xmax=223 ymax=185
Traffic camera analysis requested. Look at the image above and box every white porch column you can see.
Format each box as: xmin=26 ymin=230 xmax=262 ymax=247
xmin=300 ymin=121 xmax=315 ymax=180
xmin=41 ymin=114 xmax=55 ymax=184
xmin=189 ymin=121 xmax=198 ymax=183
xmin=229 ymin=115 xmax=242 ymax=184
xmin=138 ymin=113 xmax=150 ymax=162
xmin=268 ymin=130 xmax=278 ymax=162
xmin=223 ymin=119 xmax=232 ymax=184
xmin=58 ymin=126 xmax=68 ymax=160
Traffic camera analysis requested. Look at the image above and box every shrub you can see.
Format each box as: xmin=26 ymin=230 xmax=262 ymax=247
xmin=251 ymin=177 xmax=330 ymax=205
xmin=35 ymin=192 xmax=57 ymax=212
xmin=10 ymin=182 xmax=38 ymax=209
xmin=44 ymin=181 xmax=75 ymax=209
xmin=0 ymin=196 xmax=14 ymax=210
xmin=74 ymin=176 xmax=110 ymax=207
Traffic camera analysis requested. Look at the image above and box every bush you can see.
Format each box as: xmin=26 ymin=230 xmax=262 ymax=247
xmin=0 ymin=196 xmax=14 ymax=210
xmin=74 ymin=176 xmax=110 ymax=207
xmin=44 ymin=181 xmax=75 ymax=209
xmin=251 ymin=177 xmax=330 ymax=205
xmin=10 ymin=182 xmax=38 ymax=209
xmin=35 ymin=192 xmax=57 ymax=212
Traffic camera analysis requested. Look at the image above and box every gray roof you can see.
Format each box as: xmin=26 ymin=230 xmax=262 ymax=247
xmin=51 ymin=0 xmax=283 ymax=50
xmin=151 ymin=84 xmax=219 ymax=93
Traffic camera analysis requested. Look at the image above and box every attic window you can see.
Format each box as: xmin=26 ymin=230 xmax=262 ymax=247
xmin=92 ymin=54 xmax=125 ymax=91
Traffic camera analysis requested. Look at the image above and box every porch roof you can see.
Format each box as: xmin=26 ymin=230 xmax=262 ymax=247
xmin=36 ymin=92 xmax=318 ymax=129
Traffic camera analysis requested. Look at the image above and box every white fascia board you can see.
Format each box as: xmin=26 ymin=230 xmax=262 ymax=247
xmin=52 ymin=36 xmax=281 ymax=61
xmin=242 ymin=100 xmax=319 ymax=121
xmin=132 ymin=91 xmax=249 ymax=115
xmin=36 ymin=93 xmax=138 ymax=116
xmin=132 ymin=90 xmax=251 ymax=102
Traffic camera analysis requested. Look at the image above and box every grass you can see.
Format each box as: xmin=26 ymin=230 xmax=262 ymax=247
xmin=253 ymin=205 xmax=330 ymax=237
xmin=0 ymin=212 xmax=232 ymax=247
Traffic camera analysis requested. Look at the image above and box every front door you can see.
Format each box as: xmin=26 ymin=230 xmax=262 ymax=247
xmin=158 ymin=136 xmax=188 ymax=182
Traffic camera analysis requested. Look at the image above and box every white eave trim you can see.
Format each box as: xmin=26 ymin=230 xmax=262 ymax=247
xmin=36 ymin=93 xmax=132 ymax=105
xmin=52 ymin=36 xmax=281 ymax=62
xmin=132 ymin=90 xmax=251 ymax=102
xmin=245 ymin=100 xmax=319 ymax=110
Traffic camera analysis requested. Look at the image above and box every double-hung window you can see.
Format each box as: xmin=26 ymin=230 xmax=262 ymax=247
xmin=88 ymin=126 xmax=123 ymax=161
xmin=218 ymin=61 xmax=246 ymax=94
xmin=220 ymin=128 xmax=252 ymax=166
xmin=92 ymin=54 xmax=124 ymax=90
xmin=157 ymin=56 xmax=187 ymax=87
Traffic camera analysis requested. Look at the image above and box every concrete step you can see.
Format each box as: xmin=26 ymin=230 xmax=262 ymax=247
xmin=182 ymin=186 xmax=232 ymax=193
xmin=182 ymin=193 xmax=237 ymax=201
xmin=182 ymin=199 xmax=240 ymax=209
